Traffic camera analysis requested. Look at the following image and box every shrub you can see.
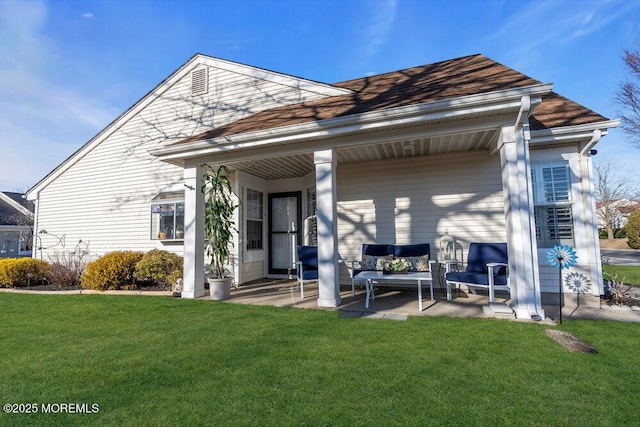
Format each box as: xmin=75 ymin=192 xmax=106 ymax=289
xmin=81 ymin=251 xmax=144 ymax=291
xmin=599 ymin=228 xmax=627 ymax=239
xmin=614 ymin=228 xmax=627 ymax=239
xmin=0 ymin=258 xmax=50 ymax=288
xmin=46 ymin=250 xmax=91 ymax=289
xmin=625 ymin=210 xmax=640 ymax=249
xmin=134 ymin=249 xmax=183 ymax=290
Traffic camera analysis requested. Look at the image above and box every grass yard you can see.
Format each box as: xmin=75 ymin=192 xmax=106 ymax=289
xmin=1 ymin=294 xmax=639 ymax=426
xmin=602 ymin=264 xmax=640 ymax=286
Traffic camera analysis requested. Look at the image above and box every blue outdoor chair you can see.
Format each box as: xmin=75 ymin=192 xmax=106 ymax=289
xmin=296 ymin=245 xmax=318 ymax=298
xmin=444 ymin=243 xmax=509 ymax=302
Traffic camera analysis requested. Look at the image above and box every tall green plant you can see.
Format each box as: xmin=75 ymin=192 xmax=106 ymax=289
xmin=201 ymin=164 xmax=238 ymax=278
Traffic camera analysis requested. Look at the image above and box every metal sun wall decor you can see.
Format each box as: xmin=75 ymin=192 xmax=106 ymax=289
xmin=565 ymin=272 xmax=591 ymax=310
xmin=547 ymin=245 xmax=578 ymax=324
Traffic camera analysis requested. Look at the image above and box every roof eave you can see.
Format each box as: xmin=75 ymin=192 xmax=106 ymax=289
xmin=151 ymin=83 xmax=553 ymax=162
xmin=529 ymin=119 xmax=620 ymax=150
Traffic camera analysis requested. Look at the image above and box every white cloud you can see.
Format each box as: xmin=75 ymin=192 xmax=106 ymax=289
xmin=82 ymin=12 xmax=94 ymax=19
xmin=363 ymin=0 xmax=397 ymax=57
xmin=485 ymin=0 xmax=640 ymax=64
xmin=0 ymin=0 xmax=117 ymax=191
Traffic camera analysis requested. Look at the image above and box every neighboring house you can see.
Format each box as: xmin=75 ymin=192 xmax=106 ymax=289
xmin=596 ymin=199 xmax=640 ymax=230
xmin=26 ymin=53 xmax=618 ymax=319
xmin=0 ymin=192 xmax=33 ymax=258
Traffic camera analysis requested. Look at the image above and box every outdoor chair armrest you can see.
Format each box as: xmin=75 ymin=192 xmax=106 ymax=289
xmin=350 ymin=259 xmax=362 ymax=270
xmin=486 ymin=262 xmax=508 ymax=275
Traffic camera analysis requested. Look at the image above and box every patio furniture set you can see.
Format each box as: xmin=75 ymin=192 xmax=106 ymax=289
xmin=296 ymin=242 xmax=510 ymax=312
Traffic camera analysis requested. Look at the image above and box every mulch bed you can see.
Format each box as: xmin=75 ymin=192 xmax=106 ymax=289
xmin=13 ymin=284 xmax=169 ymax=292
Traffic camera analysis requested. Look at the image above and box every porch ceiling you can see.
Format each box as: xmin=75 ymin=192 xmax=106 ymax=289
xmin=227 ymin=127 xmax=501 ymax=180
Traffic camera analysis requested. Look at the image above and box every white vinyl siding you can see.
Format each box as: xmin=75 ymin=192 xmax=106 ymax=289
xmin=336 ymin=151 xmax=506 ymax=285
xmin=34 ymin=61 xmax=340 ymax=260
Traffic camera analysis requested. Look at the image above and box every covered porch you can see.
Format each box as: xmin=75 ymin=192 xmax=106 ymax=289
xmin=155 ymin=86 xmax=552 ymax=320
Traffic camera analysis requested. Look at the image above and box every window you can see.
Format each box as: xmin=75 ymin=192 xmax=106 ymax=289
xmin=19 ymin=230 xmax=32 ymax=252
xmin=246 ymin=189 xmax=263 ymax=250
xmin=531 ymin=161 xmax=574 ymax=247
xmin=150 ymin=192 xmax=184 ymax=240
xmin=305 ymin=187 xmax=317 ymax=245
xmin=307 ymin=187 xmax=316 ymax=217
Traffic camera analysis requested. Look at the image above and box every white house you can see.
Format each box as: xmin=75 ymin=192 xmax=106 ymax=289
xmin=26 ymin=53 xmax=618 ymax=319
xmin=0 ymin=192 xmax=33 ymax=258
xmin=596 ymin=199 xmax=640 ymax=230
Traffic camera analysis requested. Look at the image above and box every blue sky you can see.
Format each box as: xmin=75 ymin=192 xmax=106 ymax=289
xmin=1 ymin=0 xmax=639 ymax=192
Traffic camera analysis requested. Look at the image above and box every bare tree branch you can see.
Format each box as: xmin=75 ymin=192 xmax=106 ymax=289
xmin=616 ymin=40 xmax=640 ymax=148
xmin=594 ymin=160 xmax=636 ymax=239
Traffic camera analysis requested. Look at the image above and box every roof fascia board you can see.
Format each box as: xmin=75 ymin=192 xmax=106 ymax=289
xmin=179 ymin=116 xmax=510 ymax=166
xmin=26 ymin=54 xmax=350 ymax=200
xmin=0 ymin=193 xmax=32 ymax=217
xmin=201 ymin=56 xmax=352 ymax=97
xmin=153 ymin=84 xmax=553 ymax=161
xmin=530 ymin=120 xmax=619 ymax=146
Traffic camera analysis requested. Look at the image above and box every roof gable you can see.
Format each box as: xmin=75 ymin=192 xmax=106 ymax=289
xmin=27 ymin=54 xmax=352 ymax=199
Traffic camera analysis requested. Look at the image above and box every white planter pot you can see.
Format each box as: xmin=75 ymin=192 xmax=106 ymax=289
xmin=208 ymin=277 xmax=232 ymax=300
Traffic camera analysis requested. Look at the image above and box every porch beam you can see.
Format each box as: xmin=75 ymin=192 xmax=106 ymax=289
xmin=314 ymin=149 xmax=341 ymax=307
xmin=176 ymin=115 xmax=514 ymax=166
xmin=182 ymin=164 xmax=206 ymax=299
xmin=498 ymin=123 xmax=545 ymax=319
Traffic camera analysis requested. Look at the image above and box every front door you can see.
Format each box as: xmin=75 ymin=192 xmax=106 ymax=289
xmin=268 ymin=192 xmax=301 ymax=275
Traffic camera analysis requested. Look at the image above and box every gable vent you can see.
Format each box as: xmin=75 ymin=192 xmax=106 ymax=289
xmin=191 ymin=68 xmax=208 ymax=95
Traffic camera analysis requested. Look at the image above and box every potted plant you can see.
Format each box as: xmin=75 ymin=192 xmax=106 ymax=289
xmin=175 ymin=225 xmax=184 ymax=239
xmin=158 ymin=227 xmax=170 ymax=240
xmin=201 ymin=164 xmax=238 ymax=300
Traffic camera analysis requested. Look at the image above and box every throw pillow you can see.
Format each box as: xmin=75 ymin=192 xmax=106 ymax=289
xmin=361 ymin=254 xmax=393 ymax=270
xmin=405 ymin=255 xmax=430 ymax=272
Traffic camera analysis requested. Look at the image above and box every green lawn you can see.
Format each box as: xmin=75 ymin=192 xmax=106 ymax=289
xmin=1 ymin=294 xmax=639 ymax=426
xmin=602 ymin=265 xmax=640 ymax=286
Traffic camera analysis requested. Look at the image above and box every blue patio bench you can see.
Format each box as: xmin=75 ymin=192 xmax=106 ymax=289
xmin=350 ymin=243 xmax=431 ymax=296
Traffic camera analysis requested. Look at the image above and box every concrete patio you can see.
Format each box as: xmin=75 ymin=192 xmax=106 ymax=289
xmin=200 ymin=279 xmax=640 ymax=323
xmin=204 ymin=279 xmax=518 ymax=320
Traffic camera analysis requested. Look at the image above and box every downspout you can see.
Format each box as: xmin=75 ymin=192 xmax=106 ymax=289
xmin=515 ymin=95 xmax=531 ymax=129
xmin=579 ymin=129 xmax=602 ymax=156
xmin=515 ymin=95 xmax=544 ymax=320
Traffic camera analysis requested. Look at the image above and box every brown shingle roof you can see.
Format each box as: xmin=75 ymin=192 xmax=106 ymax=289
xmin=175 ymin=54 xmax=608 ymax=144
xmin=529 ymin=92 xmax=608 ymax=130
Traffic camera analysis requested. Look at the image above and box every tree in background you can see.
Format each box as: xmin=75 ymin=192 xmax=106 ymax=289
xmin=616 ymin=40 xmax=640 ymax=148
xmin=594 ymin=161 xmax=635 ymax=240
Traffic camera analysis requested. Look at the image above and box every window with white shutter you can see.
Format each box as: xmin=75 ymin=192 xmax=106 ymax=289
xmin=531 ymin=161 xmax=574 ymax=247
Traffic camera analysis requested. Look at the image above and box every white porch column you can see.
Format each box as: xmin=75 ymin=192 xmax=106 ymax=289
xmin=498 ymin=124 xmax=545 ymax=319
xmin=314 ymin=149 xmax=341 ymax=307
xmin=182 ymin=164 xmax=205 ymax=299
xmin=580 ymin=153 xmax=604 ymax=296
